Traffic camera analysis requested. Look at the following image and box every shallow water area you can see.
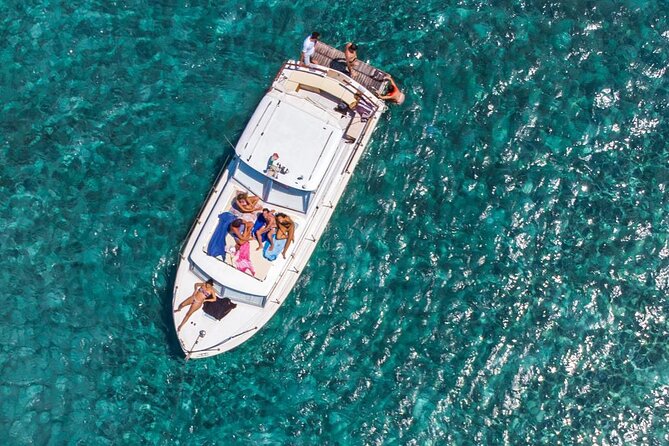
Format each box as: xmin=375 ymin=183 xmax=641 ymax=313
xmin=1 ymin=0 xmax=669 ymax=444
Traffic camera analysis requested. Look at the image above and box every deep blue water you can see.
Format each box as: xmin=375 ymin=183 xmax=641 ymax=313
xmin=2 ymin=0 xmax=669 ymax=444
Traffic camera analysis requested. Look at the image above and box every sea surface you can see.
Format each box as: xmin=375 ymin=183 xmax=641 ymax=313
xmin=1 ymin=0 xmax=669 ymax=444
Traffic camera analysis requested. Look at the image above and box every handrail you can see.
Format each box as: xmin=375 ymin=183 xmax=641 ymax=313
xmin=342 ymin=117 xmax=375 ymax=174
xmin=263 ymin=112 xmax=379 ymax=303
xmin=179 ymin=152 xmax=235 ymax=256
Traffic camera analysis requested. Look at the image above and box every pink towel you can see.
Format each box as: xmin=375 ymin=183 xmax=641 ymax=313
xmin=234 ymin=242 xmax=256 ymax=276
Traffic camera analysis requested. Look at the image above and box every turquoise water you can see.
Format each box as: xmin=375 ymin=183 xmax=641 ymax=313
xmin=2 ymin=0 xmax=669 ymax=443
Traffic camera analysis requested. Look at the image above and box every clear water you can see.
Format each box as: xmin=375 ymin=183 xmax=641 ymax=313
xmin=2 ymin=0 xmax=669 ymax=444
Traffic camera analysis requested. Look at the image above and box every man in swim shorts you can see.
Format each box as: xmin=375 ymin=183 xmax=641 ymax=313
xmin=255 ymin=208 xmax=277 ymax=251
xmin=300 ymin=32 xmax=320 ymax=67
xmin=344 ymin=42 xmax=358 ymax=75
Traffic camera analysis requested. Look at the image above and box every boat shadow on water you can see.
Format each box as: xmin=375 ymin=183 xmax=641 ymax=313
xmin=161 ymin=254 xmax=194 ymax=360
xmin=162 ymin=151 xmax=237 ymax=360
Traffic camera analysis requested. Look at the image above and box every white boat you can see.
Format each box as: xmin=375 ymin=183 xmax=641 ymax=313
xmin=172 ymin=45 xmax=397 ymax=358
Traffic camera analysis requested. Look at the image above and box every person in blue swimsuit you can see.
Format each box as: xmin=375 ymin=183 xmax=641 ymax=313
xmin=174 ymin=279 xmax=217 ymax=331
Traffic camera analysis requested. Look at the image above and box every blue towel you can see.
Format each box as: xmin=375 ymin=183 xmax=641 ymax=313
xmin=251 ymin=214 xmax=267 ymax=240
xmin=263 ymin=234 xmax=287 ymax=261
xmin=207 ymin=212 xmax=236 ymax=257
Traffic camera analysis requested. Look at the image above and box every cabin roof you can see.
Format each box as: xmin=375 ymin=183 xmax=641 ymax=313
xmin=235 ymin=95 xmax=345 ymax=191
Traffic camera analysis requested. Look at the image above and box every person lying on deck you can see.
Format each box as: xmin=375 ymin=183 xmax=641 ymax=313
xmin=275 ymin=213 xmax=295 ymax=259
xmin=232 ymin=192 xmax=263 ymax=223
xmin=255 ymin=208 xmax=277 ymax=251
xmin=229 ymin=218 xmax=253 ymax=249
xmin=174 ymin=279 xmax=217 ymax=332
xmin=234 ymin=192 xmax=262 ymax=213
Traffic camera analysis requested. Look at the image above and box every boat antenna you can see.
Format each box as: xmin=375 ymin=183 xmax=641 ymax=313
xmin=185 ymin=330 xmax=207 ymax=362
xmin=223 ymin=134 xmax=236 ymax=151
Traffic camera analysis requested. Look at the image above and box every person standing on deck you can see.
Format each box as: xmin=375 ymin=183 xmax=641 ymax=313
xmin=344 ymin=42 xmax=358 ymax=75
xmin=300 ymin=32 xmax=320 ymax=67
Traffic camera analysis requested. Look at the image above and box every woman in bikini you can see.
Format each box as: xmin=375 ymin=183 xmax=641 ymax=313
xmin=344 ymin=42 xmax=358 ymax=76
xmin=275 ymin=213 xmax=295 ymax=259
xmin=234 ymin=192 xmax=261 ymax=213
xmin=175 ymin=279 xmax=217 ymax=331
xmin=232 ymin=192 xmax=263 ymax=223
xmin=229 ymin=218 xmax=252 ymax=249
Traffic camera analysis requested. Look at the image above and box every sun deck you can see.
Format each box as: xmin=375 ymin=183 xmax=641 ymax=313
xmin=187 ymin=176 xmax=301 ymax=299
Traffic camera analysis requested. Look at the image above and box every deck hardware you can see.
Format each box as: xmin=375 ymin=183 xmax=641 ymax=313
xmin=185 ymin=330 xmax=207 ymax=361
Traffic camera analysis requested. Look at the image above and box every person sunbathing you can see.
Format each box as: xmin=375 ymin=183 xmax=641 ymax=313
xmin=255 ymin=208 xmax=277 ymax=251
xmin=229 ymin=218 xmax=252 ymax=249
xmin=174 ymin=279 xmax=217 ymax=331
xmin=275 ymin=213 xmax=295 ymax=259
xmin=234 ymin=192 xmax=262 ymax=213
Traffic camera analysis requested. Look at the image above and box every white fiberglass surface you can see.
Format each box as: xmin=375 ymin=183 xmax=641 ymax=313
xmin=241 ymin=98 xmax=344 ymax=191
xmin=233 ymin=161 xmax=312 ymax=213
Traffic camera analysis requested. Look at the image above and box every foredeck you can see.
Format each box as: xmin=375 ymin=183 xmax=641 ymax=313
xmin=311 ymin=42 xmax=390 ymax=94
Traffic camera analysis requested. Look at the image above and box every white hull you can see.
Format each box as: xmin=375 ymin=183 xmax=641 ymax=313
xmin=172 ymin=61 xmax=387 ymax=358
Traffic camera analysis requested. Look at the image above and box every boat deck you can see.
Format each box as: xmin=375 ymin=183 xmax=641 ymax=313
xmin=311 ymin=42 xmax=390 ymax=94
xmin=173 ymin=61 xmax=389 ymax=357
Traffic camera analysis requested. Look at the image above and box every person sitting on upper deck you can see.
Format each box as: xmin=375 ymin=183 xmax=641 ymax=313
xmin=300 ymin=32 xmax=320 ymax=67
xmin=344 ymin=42 xmax=358 ymax=75
xmin=265 ymin=153 xmax=280 ymax=178
xmin=378 ymin=75 xmax=405 ymax=105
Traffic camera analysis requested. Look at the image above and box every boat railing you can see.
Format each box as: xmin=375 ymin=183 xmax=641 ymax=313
xmin=342 ymin=117 xmax=375 ymax=174
xmin=179 ymin=152 xmax=235 ymax=257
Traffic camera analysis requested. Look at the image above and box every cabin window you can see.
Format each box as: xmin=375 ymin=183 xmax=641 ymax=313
xmin=265 ymin=180 xmax=311 ymax=213
xmin=233 ymin=160 xmax=267 ymax=197
xmin=234 ymin=160 xmax=311 ymax=213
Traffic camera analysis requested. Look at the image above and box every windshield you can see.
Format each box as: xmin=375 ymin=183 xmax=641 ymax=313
xmin=233 ymin=161 xmax=311 ymax=213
